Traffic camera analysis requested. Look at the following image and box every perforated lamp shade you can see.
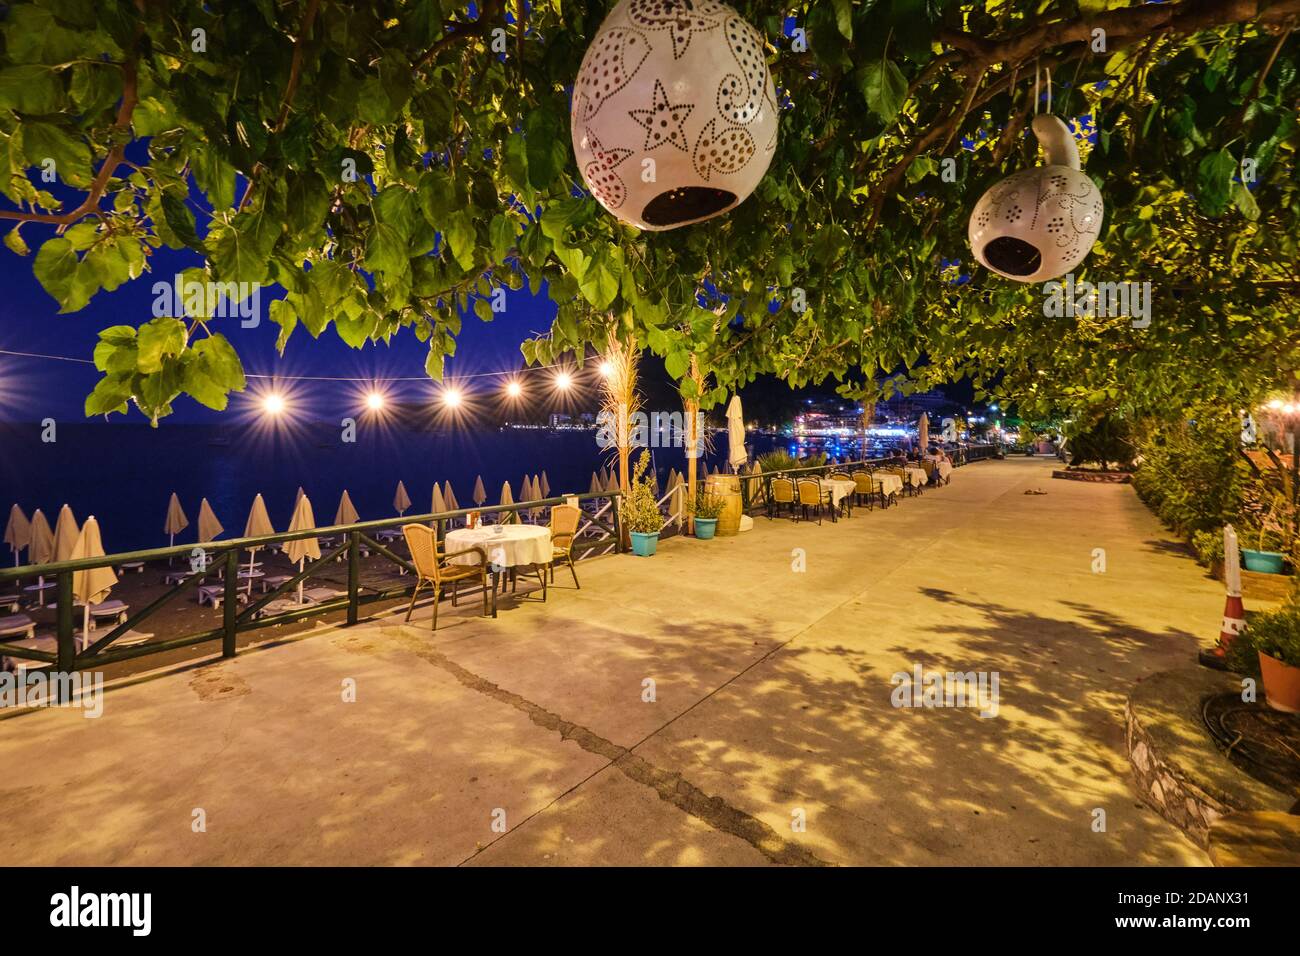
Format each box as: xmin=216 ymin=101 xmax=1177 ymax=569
xmin=571 ymin=0 xmax=778 ymax=231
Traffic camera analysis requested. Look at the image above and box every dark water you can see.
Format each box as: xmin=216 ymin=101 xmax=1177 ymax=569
xmin=0 ymin=423 xmax=811 ymax=555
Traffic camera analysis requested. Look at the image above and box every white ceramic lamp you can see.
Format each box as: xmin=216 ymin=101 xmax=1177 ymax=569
xmin=571 ymin=0 xmax=778 ymax=231
xmin=968 ymin=114 xmax=1104 ymax=282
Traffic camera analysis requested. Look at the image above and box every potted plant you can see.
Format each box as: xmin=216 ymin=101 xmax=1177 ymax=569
xmin=692 ymin=492 xmax=725 ymax=540
xmin=620 ymin=453 xmax=662 ymax=556
xmin=1239 ymin=487 xmax=1293 ymax=574
xmin=1227 ymin=601 xmax=1300 ymax=713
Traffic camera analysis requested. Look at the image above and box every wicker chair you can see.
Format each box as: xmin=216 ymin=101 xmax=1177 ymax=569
xmin=769 ymin=476 xmax=795 ymax=518
xmin=548 ymin=504 xmax=581 ymax=589
xmin=401 ymin=524 xmax=488 ymax=630
xmin=796 ymin=478 xmax=825 ymax=525
xmin=851 ymin=471 xmax=876 ymax=511
xmin=828 ymin=471 xmax=853 ymax=518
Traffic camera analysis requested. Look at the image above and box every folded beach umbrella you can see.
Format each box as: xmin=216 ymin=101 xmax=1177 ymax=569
xmin=604 ymin=468 xmax=621 ymax=494
xmin=443 ymin=481 xmax=459 ymax=512
xmin=5 ymin=504 xmax=30 ymax=565
xmin=243 ymin=494 xmax=274 ymax=579
xmin=432 ymin=483 xmax=446 ymax=515
xmin=334 ymin=489 xmax=359 ymax=527
xmin=285 ymin=494 xmax=322 ymax=604
xmin=197 ymin=498 xmax=223 ymax=542
xmin=28 ymin=510 xmax=53 ymax=565
xmin=533 ymin=474 xmax=543 ymax=500
xmin=164 ymin=492 xmax=189 ymax=547
xmin=588 ymin=472 xmax=602 ymax=495
xmin=71 ymin=516 xmax=116 ymax=638
xmin=295 ymin=486 xmax=306 ymax=504
xmin=394 ymin=480 xmax=411 ymax=516
xmin=27 ymin=509 xmax=54 ymax=605
xmin=499 ymin=480 xmax=516 ymax=523
xmin=53 ymin=505 xmax=80 ymax=562
xmin=473 ymin=475 xmax=486 ymax=506
xmin=540 ymin=472 xmax=550 ymax=498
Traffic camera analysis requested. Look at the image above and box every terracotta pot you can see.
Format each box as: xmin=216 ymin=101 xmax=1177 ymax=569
xmin=571 ymin=0 xmax=778 ymax=230
xmin=968 ymin=115 xmax=1104 ymax=282
xmin=1258 ymin=651 xmax=1300 ymax=713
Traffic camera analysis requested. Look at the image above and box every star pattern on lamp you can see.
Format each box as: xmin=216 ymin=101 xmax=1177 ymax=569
xmin=628 ymin=79 xmax=693 ymax=152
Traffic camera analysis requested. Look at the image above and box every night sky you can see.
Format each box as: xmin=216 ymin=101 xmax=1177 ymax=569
xmin=0 ymin=233 xmax=562 ymax=423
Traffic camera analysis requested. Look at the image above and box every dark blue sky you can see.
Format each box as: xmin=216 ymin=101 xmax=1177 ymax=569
xmin=0 ymin=239 xmax=559 ymax=423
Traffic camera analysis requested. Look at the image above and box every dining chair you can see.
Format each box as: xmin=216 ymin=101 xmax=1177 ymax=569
xmin=548 ymin=504 xmax=581 ymax=589
xmin=401 ymin=524 xmax=489 ymax=630
xmin=770 ymin=477 xmax=795 ymax=519
xmin=851 ymin=471 xmax=876 ymax=511
xmin=796 ymin=478 xmax=825 ymax=525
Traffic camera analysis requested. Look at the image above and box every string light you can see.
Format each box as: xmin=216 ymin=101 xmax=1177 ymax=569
xmin=0 ymin=349 xmax=608 ymax=410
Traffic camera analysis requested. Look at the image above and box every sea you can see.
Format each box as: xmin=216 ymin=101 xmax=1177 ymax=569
xmin=0 ymin=422 xmax=893 ymax=555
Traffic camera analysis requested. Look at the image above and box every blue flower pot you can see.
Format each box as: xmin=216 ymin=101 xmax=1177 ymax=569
xmin=1241 ymin=549 xmax=1286 ymax=574
xmin=694 ymin=518 xmax=718 ymax=540
xmin=630 ymin=531 xmax=659 ymax=557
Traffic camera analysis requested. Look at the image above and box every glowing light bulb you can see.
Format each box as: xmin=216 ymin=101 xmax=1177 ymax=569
xmin=598 ymin=361 xmax=614 ymax=378
xmin=443 ymin=388 xmax=462 ymax=408
xmin=263 ymin=393 xmax=285 ymax=415
xmin=555 ymin=372 xmax=572 ymax=391
xmin=506 ymin=380 xmax=522 ymax=398
xmin=1267 ymin=399 xmax=1284 ymax=410
xmin=366 ymin=391 xmax=385 ymax=410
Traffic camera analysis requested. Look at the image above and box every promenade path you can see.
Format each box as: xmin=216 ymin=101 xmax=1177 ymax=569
xmin=0 ymin=458 xmax=1217 ymax=865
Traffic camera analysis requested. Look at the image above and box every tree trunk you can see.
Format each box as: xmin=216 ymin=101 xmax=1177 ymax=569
xmin=683 ymin=355 xmax=703 ymax=535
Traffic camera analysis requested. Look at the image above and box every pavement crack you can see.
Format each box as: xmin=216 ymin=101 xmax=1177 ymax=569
xmin=395 ymin=631 xmax=829 ymax=867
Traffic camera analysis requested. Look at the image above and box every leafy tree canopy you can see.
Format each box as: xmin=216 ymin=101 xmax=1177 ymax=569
xmin=1 ymin=0 xmax=1297 ymax=423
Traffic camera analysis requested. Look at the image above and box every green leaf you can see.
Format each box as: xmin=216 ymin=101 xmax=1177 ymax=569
xmin=858 ymin=59 xmax=908 ymax=124
xmin=1195 ymin=148 xmax=1236 ymax=216
xmin=831 ymin=0 xmax=853 ymax=40
xmin=0 ymin=65 xmax=66 ymax=113
xmin=33 ymin=236 xmax=94 ymax=312
xmin=161 ymin=192 xmax=203 ymax=250
xmin=84 ymin=375 xmax=133 ymax=417
xmin=135 ymin=317 xmax=188 ymax=374
xmin=20 ymin=122 xmax=92 ymax=187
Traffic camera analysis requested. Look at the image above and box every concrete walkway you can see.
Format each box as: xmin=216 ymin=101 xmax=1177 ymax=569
xmin=0 ymin=459 xmax=1218 ymax=865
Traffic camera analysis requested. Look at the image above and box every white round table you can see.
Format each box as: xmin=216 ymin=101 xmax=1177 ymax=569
xmin=445 ymin=525 xmax=552 ymax=618
xmin=905 ymin=467 xmax=928 ymax=488
xmin=445 ymin=525 xmax=552 ymax=569
xmin=875 ymin=474 xmax=904 ymax=497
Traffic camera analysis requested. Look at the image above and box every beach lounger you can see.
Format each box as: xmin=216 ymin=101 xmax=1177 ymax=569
xmin=90 ymin=600 xmax=129 ymax=625
xmin=0 ymin=593 xmax=20 ymax=613
xmin=0 ymin=614 xmax=36 ymax=640
xmin=197 ymin=584 xmax=246 ymax=608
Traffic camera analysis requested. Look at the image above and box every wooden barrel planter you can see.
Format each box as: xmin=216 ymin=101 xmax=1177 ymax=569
xmin=704 ymin=474 xmax=743 ymax=536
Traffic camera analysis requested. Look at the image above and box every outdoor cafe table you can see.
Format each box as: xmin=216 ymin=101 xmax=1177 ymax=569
xmin=817 ymin=478 xmax=857 ymax=521
xmin=444 ymin=524 xmax=551 ymax=618
xmin=875 ymin=473 xmax=904 ymax=498
xmin=937 ymin=460 xmax=953 ymax=480
xmin=905 ymin=466 xmax=927 ymax=489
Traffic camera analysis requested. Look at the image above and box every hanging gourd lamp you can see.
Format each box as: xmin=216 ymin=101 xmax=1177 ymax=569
xmin=968 ymin=114 xmax=1104 ymax=282
xmin=571 ymin=0 xmax=778 ymax=231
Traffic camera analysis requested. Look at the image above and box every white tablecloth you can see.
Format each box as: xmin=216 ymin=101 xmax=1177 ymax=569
xmin=937 ymin=461 xmax=953 ymax=479
xmin=445 ymin=525 xmax=552 ymax=569
xmin=874 ymin=474 xmax=903 ymax=496
xmin=905 ymin=467 xmax=928 ymax=487
xmin=817 ymin=478 xmax=857 ymax=506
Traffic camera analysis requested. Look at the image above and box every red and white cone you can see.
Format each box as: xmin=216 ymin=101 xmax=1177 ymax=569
xmin=1200 ymin=592 xmax=1245 ymax=670
xmin=1201 ymin=524 xmax=1245 ymax=670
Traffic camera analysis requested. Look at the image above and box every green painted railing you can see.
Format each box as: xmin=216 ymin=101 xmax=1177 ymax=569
xmin=0 ymin=491 xmax=621 ymax=674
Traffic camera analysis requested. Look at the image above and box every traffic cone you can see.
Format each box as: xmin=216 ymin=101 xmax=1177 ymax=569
xmin=1200 ymin=592 xmax=1244 ymax=670
xmin=1200 ymin=524 xmax=1244 ymax=671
